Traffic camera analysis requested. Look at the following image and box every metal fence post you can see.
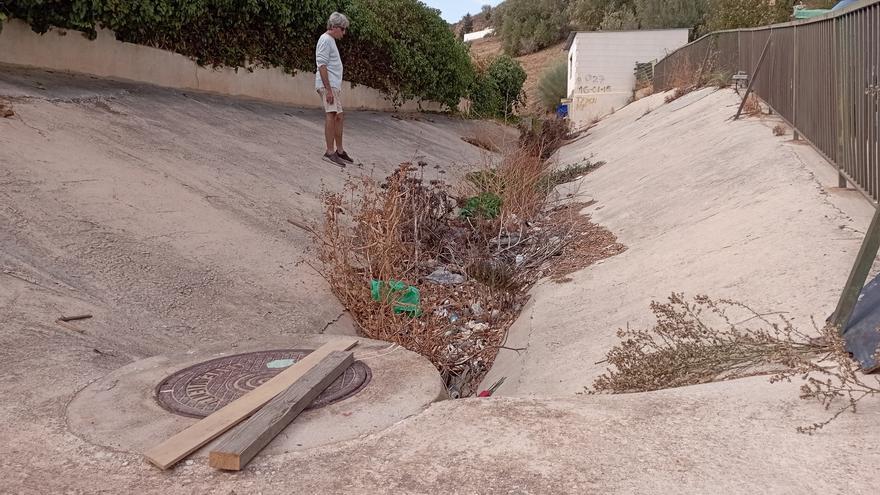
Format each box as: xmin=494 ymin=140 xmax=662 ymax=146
xmin=793 ymin=25 xmax=799 ymax=140
xmin=836 ymin=15 xmax=849 ymax=188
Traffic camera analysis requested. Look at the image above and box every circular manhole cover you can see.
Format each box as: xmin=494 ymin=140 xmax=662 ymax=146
xmin=155 ymin=349 xmax=371 ymax=418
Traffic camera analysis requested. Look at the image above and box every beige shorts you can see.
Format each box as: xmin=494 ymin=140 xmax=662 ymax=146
xmin=318 ymin=87 xmax=343 ymax=113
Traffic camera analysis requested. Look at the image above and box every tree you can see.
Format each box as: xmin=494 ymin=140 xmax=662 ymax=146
xmin=599 ymin=7 xmax=639 ymax=29
xmin=471 ymin=55 xmax=528 ymax=118
xmin=569 ymin=0 xmax=636 ymax=30
xmin=481 ymin=4 xmax=492 ymax=22
xmin=461 ymin=13 xmax=474 ymax=34
xmin=499 ymin=0 xmax=570 ymax=55
xmin=635 ymin=0 xmax=708 ymax=34
xmin=703 ymin=0 xmax=795 ymax=32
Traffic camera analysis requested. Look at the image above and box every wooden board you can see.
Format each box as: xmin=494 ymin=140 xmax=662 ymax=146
xmin=144 ymin=338 xmax=358 ymax=469
xmin=209 ymin=351 xmax=354 ymax=470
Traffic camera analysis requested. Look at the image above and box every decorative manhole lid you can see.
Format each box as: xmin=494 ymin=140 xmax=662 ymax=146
xmin=155 ymin=349 xmax=371 ymax=418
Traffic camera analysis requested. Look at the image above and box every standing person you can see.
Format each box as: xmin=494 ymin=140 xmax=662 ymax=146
xmin=315 ymin=12 xmax=353 ymax=168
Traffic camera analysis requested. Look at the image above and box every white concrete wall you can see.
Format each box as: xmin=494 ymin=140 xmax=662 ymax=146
xmin=464 ymin=28 xmax=494 ymax=43
xmin=567 ymin=29 xmax=688 ymax=126
xmin=567 ymin=41 xmax=578 ymax=102
xmin=0 ymin=19 xmax=447 ymax=112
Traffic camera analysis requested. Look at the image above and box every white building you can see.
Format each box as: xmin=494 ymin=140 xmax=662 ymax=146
xmin=464 ymin=28 xmax=495 ymax=43
xmin=564 ymin=29 xmax=689 ymax=126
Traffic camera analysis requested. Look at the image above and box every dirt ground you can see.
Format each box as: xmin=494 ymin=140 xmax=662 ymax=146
xmin=2 ymin=67 xmax=880 ymax=494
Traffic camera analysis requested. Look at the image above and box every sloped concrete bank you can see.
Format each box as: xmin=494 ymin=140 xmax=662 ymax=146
xmin=482 ymin=87 xmax=876 ymax=397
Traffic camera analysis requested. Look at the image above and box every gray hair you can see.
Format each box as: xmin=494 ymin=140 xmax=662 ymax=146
xmin=327 ymin=12 xmax=350 ymax=30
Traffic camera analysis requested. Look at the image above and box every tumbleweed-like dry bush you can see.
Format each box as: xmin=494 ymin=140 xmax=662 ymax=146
xmin=591 ymin=293 xmax=880 ymax=433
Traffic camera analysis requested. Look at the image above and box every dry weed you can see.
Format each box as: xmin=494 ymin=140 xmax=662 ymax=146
xmin=741 ymin=93 xmax=761 ymax=116
xmin=664 ymin=87 xmax=689 ymax=103
xmin=461 ymin=125 xmax=502 ymax=153
xmin=770 ymin=324 xmax=880 ymax=434
xmin=591 ymin=293 xmax=880 ymax=433
xmin=773 ymin=123 xmax=787 ymax=136
xmin=589 ymin=294 xmax=829 ymax=393
xmin=0 ymin=100 xmax=13 ymax=118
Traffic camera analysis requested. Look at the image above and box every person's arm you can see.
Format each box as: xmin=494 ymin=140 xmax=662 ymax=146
xmin=316 ymin=37 xmax=334 ymax=104
xmin=319 ymin=65 xmax=334 ymax=104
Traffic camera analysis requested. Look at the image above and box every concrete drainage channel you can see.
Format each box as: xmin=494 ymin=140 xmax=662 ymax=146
xmin=66 ymin=336 xmax=446 ymax=458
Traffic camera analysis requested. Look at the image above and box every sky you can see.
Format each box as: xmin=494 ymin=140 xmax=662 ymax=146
xmin=422 ymin=0 xmax=503 ymax=23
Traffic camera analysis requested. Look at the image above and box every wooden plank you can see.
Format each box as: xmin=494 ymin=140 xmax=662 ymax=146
xmin=831 ymin=204 xmax=880 ymax=329
xmin=209 ymin=351 xmax=354 ymax=471
xmin=144 ymin=338 xmax=358 ymax=470
xmin=734 ymin=33 xmax=772 ymax=120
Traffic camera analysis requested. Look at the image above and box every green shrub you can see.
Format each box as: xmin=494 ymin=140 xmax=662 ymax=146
xmin=460 ymin=192 xmax=503 ymax=219
xmin=537 ymin=57 xmax=569 ymax=112
xmin=470 ymin=55 xmax=527 ymax=119
xmin=5 ymin=0 xmax=474 ymax=108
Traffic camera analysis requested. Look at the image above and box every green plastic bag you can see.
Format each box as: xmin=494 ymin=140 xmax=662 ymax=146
xmin=370 ymin=279 xmax=422 ymax=316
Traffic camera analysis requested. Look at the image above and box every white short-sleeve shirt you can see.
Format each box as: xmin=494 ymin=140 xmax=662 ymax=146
xmin=315 ymin=33 xmax=343 ymax=90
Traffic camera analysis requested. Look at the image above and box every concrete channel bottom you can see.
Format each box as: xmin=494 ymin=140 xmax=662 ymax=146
xmin=67 ymin=336 xmax=446 ymax=457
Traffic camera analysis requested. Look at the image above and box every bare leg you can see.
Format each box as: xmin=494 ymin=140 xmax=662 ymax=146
xmin=324 ymin=112 xmax=336 ymax=154
xmin=334 ymin=112 xmax=345 ymax=153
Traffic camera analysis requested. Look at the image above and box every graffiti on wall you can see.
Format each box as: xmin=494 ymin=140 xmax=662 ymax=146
xmin=574 ymin=95 xmax=598 ymax=110
xmin=574 ymin=74 xmax=612 ymax=96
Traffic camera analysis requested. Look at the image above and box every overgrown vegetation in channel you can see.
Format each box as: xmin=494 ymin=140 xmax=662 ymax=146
xmin=309 ymin=120 xmax=624 ymax=396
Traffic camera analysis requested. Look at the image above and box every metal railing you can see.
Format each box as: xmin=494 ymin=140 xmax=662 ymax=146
xmin=654 ymin=0 xmax=880 ymax=201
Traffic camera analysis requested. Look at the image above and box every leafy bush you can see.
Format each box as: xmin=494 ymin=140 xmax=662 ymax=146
xmin=537 ymin=57 xmax=568 ymax=112
xmin=5 ymin=0 xmax=474 ymax=107
xmin=702 ymin=0 xmax=794 ymax=32
xmin=498 ymin=0 xmax=569 ymax=56
xmin=470 ymin=55 xmax=527 ymax=119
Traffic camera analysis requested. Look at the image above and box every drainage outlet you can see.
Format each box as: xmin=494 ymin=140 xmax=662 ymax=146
xmin=155 ymin=349 xmax=371 ymax=417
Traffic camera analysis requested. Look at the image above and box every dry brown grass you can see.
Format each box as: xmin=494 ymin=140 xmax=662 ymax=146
xmin=664 ymin=87 xmax=689 ymax=103
xmin=741 ymin=93 xmax=761 ymax=116
xmin=461 ymin=125 xmax=502 ymax=153
xmin=661 ymin=49 xmax=730 ymax=104
xmin=462 ymin=118 xmax=572 ymax=220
